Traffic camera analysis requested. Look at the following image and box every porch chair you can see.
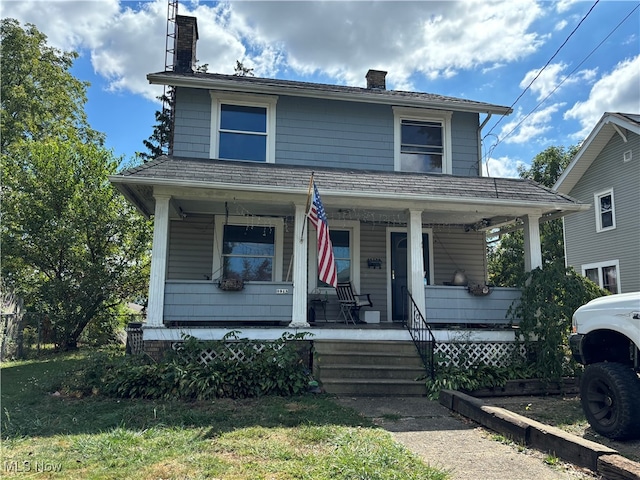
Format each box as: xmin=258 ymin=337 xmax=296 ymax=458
xmin=335 ymin=282 xmax=373 ymax=324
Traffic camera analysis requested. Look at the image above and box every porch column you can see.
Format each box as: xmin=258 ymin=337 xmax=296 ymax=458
xmin=523 ymin=213 xmax=543 ymax=272
xmin=407 ymin=209 xmax=426 ymax=327
xmin=146 ymin=194 xmax=171 ymax=327
xmin=290 ymin=203 xmax=310 ymax=327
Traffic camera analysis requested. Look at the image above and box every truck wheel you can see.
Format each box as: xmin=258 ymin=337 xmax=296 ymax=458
xmin=580 ymin=362 xmax=640 ymax=440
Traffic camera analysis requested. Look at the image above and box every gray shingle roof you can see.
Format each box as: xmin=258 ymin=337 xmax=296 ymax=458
xmin=147 ymin=71 xmax=512 ymax=115
xmin=113 ymin=156 xmax=581 ymax=208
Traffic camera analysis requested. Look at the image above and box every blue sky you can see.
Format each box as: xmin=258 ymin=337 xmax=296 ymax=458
xmin=2 ymin=0 xmax=639 ymax=177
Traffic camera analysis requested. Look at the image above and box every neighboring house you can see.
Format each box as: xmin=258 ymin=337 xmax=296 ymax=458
xmin=109 ymin=16 xmax=589 ymax=381
xmin=553 ymin=112 xmax=640 ymax=294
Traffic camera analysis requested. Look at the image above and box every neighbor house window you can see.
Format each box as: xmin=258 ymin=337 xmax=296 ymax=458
xmin=210 ymin=92 xmax=277 ymax=163
xmin=309 ymin=221 xmax=360 ymax=291
xmin=594 ymin=189 xmax=615 ymax=232
xmin=583 ymin=260 xmax=620 ymax=294
xmin=394 ymin=107 xmax=452 ymax=174
xmin=214 ymin=216 xmax=284 ymax=282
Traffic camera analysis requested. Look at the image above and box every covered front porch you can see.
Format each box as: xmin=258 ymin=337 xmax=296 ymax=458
xmin=110 ymin=158 xmax=589 ymax=345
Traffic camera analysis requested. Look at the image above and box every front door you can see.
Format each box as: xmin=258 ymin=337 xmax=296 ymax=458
xmin=390 ymin=231 xmax=431 ymax=322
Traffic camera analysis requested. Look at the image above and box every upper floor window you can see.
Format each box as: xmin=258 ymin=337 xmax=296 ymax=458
xmin=213 ymin=216 xmax=284 ymax=282
xmin=210 ymin=92 xmax=277 ymax=163
xmin=393 ymin=107 xmax=452 ymax=174
xmin=594 ymin=189 xmax=615 ymax=232
xmin=583 ymin=260 xmax=619 ymax=294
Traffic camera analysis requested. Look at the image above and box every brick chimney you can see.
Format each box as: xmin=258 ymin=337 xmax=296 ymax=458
xmin=174 ymin=15 xmax=199 ymax=73
xmin=366 ymin=69 xmax=387 ymax=89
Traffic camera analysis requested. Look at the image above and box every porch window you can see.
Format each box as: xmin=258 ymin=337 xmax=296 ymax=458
xmin=320 ymin=230 xmax=350 ymax=287
xmin=583 ymin=260 xmax=619 ymax=294
xmin=210 ymin=92 xmax=277 ymax=163
xmin=594 ymin=189 xmax=615 ymax=232
xmin=309 ymin=221 xmax=360 ymax=292
xmin=393 ymin=107 xmax=452 ymax=174
xmin=214 ymin=216 xmax=284 ymax=282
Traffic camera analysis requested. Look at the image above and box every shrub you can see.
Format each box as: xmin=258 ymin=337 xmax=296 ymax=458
xmin=508 ymin=263 xmax=606 ymax=381
xmin=62 ymin=332 xmax=312 ymax=400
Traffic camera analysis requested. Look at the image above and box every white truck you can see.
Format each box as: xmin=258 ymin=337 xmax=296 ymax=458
xmin=570 ymin=292 xmax=640 ymax=439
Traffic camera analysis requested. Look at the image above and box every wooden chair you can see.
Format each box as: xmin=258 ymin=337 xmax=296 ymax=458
xmin=335 ymin=282 xmax=373 ymax=324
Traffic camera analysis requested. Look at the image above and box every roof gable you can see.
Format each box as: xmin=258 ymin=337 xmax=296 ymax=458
xmin=554 ymin=112 xmax=640 ymax=194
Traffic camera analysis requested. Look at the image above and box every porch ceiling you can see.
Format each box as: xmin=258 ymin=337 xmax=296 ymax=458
xmin=109 ymin=156 xmax=590 ymax=228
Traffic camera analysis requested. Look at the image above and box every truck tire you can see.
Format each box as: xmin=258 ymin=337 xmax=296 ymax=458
xmin=580 ymin=362 xmax=640 ymax=440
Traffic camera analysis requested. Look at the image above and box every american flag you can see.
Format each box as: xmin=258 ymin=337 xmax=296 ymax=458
xmin=307 ymin=181 xmax=337 ymax=288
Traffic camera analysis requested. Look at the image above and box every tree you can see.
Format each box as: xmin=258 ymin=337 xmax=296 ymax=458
xmin=234 ymin=60 xmax=254 ymax=77
xmin=0 ymin=18 xmax=101 ymax=153
xmin=1 ymin=19 xmax=152 ymax=350
xmin=488 ymin=145 xmax=579 ymax=287
xmin=1 ymin=138 xmax=152 ymax=350
xmin=139 ymin=90 xmax=174 ymax=161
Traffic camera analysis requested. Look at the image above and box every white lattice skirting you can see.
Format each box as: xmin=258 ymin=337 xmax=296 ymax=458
xmin=435 ymin=341 xmax=526 ymax=368
xmin=172 ymin=341 xmax=282 ymax=365
xmin=128 ymin=335 xmax=526 ymax=370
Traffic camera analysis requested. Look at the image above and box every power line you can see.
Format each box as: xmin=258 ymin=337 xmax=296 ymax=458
xmin=484 ymin=0 xmax=601 ymax=140
xmin=483 ymin=2 xmax=639 ymax=161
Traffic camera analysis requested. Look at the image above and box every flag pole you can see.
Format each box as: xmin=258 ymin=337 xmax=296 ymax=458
xmin=300 ymin=172 xmax=314 ymax=243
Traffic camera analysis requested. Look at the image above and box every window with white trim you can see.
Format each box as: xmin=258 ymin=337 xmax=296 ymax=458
xmin=210 ymin=92 xmax=277 ymax=163
xmin=308 ymin=220 xmax=360 ymax=292
xmin=582 ymin=260 xmax=620 ymax=294
xmin=393 ymin=107 xmax=452 ymax=174
xmin=213 ymin=216 xmax=284 ymax=282
xmin=594 ymin=189 xmax=615 ymax=232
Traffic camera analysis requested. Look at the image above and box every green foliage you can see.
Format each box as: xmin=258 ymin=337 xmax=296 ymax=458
xmin=488 ymin=145 xmax=578 ymax=287
xmin=508 ymin=263 xmax=606 ymax=381
xmin=425 ymin=354 xmax=535 ymax=400
xmin=234 ymin=60 xmax=254 ymax=76
xmin=1 ymin=137 xmax=152 ymax=351
xmin=1 ymin=18 xmax=151 ymax=352
xmin=139 ymin=91 xmax=173 ymax=161
xmin=0 ymin=18 xmax=101 ymax=153
xmin=63 ymin=333 xmax=313 ymax=400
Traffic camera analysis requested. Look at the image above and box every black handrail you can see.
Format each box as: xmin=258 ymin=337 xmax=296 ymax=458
xmin=403 ymin=288 xmax=436 ymax=380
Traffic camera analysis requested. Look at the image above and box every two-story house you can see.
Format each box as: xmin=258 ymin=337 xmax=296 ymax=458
xmin=111 ymin=16 xmax=589 ymax=393
xmin=554 ymin=112 xmax=640 ymax=294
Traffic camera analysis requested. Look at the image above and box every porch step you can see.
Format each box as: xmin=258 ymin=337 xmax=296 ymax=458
xmin=318 ymin=378 xmax=428 ymax=396
xmin=313 ymin=340 xmax=429 ymax=396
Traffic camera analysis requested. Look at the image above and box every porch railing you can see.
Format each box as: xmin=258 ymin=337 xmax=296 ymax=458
xmin=403 ymin=288 xmax=436 ymax=380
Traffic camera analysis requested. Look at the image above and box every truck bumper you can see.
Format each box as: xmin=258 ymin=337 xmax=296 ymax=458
xmin=569 ymin=333 xmax=587 ymax=364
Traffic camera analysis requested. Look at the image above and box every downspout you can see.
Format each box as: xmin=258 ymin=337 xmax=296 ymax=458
xmin=478 ymin=113 xmax=492 ymax=176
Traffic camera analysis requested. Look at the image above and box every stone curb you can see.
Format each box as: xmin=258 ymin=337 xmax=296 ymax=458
xmin=439 ymin=389 xmax=640 ymax=480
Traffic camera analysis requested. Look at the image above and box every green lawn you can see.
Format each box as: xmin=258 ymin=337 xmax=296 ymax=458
xmin=1 ymin=351 xmax=449 ymax=479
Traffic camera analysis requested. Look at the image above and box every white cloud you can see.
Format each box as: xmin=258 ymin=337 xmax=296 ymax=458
xmin=483 ymin=155 xmax=524 ymax=178
xmin=521 ymin=63 xmax=598 ymax=102
xmin=564 ymin=55 xmax=640 ymax=140
xmin=554 ymin=19 xmax=568 ymax=31
xmin=1 ymin=0 xmax=549 ymax=96
xmin=500 ymin=103 xmax=565 ymax=145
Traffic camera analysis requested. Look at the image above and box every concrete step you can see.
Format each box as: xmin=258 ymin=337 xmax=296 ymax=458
xmin=320 ymin=378 xmax=428 ymax=396
xmin=312 ymin=339 xmax=430 ymax=396
xmin=313 ymin=339 xmax=420 ymax=355
xmin=315 ymin=351 xmax=425 ymax=367
xmin=318 ymin=364 xmax=426 ymax=380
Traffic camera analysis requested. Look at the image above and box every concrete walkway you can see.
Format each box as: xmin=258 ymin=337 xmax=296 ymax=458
xmin=335 ymin=396 xmax=599 ymax=480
